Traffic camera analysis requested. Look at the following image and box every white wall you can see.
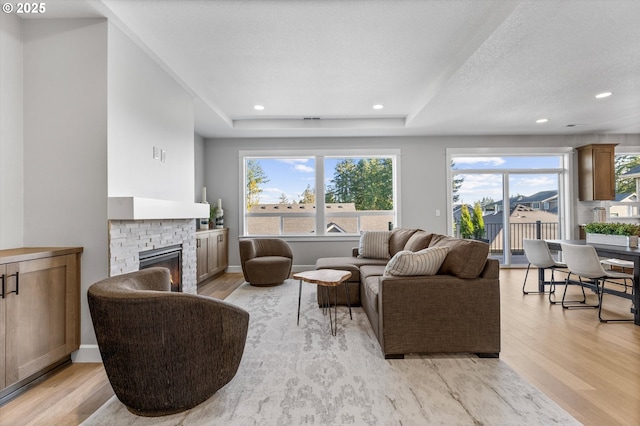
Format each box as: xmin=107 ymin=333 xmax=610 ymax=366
xmin=0 ymin=13 xmax=24 ymax=249
xmin=205 ymin=134 xmax=640 ymax=268
xmin=108 ymin=24 xmax=195 ymax=203
xmin=194 ymin=132 xmax=206 ymax=202
xmin=23 ymin=19 xmax=109 ymax=348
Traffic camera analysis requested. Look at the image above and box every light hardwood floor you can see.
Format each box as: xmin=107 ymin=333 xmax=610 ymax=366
xmin=1 ymin=269 xmax=638 ymax=425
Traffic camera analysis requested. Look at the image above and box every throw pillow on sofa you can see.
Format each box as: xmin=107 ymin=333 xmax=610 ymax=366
xmin=358 ymin=231 xmax=391 ymax=259
xmin=428 ymin=234 xmax=490 ymax=279
xmin=383 ymin=246 xmax=450 ymax=276
xmin=403 ymin=230 xmax=433 ymax=252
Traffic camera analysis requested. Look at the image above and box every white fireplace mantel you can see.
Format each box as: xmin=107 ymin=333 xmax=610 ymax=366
xmin=108 ymin=197 xmax=209 ymax=220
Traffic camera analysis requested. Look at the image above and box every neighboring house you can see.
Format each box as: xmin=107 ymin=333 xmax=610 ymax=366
xmin=609 ymin=192 xmax=637 ymax=218
xmin=453 ymin=190 xmax=560 ymax=253
xmin=247 ymin=203 xmax=392 ymax=235
xmin=512 ymin=190 xmax=558 ymax=213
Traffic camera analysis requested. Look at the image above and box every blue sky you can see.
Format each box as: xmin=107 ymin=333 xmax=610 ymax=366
xmin=250 ymin=157 xmax=362 ymax=204
xmin=453 ymin=156 xmax=562 ymax=205
xmin=249 ymin=155 xmax=563 ymax=205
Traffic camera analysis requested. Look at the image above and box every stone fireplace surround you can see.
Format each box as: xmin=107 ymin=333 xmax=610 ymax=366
xmin=108 ymin=219 xmax=198 ymax=294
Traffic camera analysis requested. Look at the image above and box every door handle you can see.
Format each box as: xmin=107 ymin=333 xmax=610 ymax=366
xmin=2 ymin=272 xmax=19 ymax=297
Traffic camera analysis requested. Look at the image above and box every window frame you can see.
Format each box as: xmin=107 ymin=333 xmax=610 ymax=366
xmin=446 ymin=147 xmax=573 ymax=265
xmin=239 ymin=149 xmax=401 ymax=241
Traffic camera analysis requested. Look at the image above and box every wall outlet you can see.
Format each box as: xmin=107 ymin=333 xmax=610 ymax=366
xmin=435 ymin=209 xmax=441 ymax=217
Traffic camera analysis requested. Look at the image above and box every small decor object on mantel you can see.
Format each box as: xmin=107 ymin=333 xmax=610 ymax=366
xmin=199 ymin=186 xmax=210 ymax=229
xmin=584 ymin=222 xmax=640 ymax=248
xmin=215 ymin=198 xmax=224 ymax=228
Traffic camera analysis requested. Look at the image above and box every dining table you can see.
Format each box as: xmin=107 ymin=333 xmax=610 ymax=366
xmin=545 ymin=239 xmax=639 ymax=325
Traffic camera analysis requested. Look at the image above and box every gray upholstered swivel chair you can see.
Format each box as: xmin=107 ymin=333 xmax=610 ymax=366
xmin=88 ymin=267 xmax=249 ymax=416
xmin=239 ymin=238 xmax=293 ymax=286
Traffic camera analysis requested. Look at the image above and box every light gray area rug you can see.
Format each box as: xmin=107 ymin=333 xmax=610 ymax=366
xmin=83 ymin=280 xmax=581 ymax=425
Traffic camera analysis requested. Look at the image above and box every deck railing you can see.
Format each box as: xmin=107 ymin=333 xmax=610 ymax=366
xmin=456 ymin=220 xmax=559 ymax=254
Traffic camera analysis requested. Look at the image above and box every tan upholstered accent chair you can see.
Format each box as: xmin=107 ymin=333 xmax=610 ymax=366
xmin=88 ymin=267 xmax=249 ymax=417
xmin=239 ymin=238 xmax=293 ymax=286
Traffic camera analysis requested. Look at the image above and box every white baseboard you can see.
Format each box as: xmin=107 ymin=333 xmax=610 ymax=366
xmin=71 ymin=345 xmax=102 ymax=363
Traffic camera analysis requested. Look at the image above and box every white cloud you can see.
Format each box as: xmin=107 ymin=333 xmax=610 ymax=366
xmin=294 ymin=164 xmax=314 ymax=173
xmin=278 ymin=159 xmax=309 ymax=165
xmin=453 ymin=157 xmax=506 ymax=166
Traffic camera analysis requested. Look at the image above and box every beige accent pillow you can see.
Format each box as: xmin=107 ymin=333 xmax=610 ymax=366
xmin=383 ymin=246 xmax=450 ymax=276
xmin=404 ymin=231 xmax=433 ymax=252
xmin=428 ymin=234 xmax=490 ymax=278
xmin=358 ymin=231 xmax=391 ymax=259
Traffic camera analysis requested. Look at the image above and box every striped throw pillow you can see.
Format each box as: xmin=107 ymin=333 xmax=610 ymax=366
xmin=358 ymin=231 xmax=391 ymax=259
xmin=383 ymin=246 xmax=450 ymax=276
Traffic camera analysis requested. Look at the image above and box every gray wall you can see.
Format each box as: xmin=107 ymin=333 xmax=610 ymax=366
xmin=3 ymin=18 xmax=201 ymax=359
xmin=0 ymin=12 xmax=24 ymax=249
xmin=205 ymin=134 xmax=640 ymax=269
xmin=23 ymin=18 xmax=109 ymax=352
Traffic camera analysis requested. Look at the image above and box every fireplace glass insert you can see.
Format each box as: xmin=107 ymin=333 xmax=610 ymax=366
xmin=139 ymin=245 xmax=182 ymax=292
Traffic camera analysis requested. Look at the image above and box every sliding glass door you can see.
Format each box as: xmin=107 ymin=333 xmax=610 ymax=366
xmin=450 ymin=153 xmax=567 ymax=266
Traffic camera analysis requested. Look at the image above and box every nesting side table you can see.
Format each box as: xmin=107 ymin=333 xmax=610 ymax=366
xmin=293 ymin=269 xmax=353 ymax=336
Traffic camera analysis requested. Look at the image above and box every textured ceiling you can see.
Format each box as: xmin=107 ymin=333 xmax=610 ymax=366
xmin=31 ymin=0 xmax=640 ymax=138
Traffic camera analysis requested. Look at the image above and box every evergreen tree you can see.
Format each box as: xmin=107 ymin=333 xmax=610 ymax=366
xmin=298 ymin=184 xmax=315 ymax=204
xmin=451 ymin=161 xmax=464 ymax=204
xmin=460 ymin=204 xmax=474 ymax=239
xmin=326 ymin=158 xmax=393 ymax=210
xmin=278 ymin=193 xmax=289 ymax=204
xmin=472 ymin=202 xmax=485 ymax=239
xmin=246 ymin=159 xmax=270 ymax=211
xmin=615 ymin=155 xmax=640 ymax=195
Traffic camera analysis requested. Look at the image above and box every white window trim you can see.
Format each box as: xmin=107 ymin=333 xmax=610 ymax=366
xmin=239 ymin=149 xmax=401 ymax=239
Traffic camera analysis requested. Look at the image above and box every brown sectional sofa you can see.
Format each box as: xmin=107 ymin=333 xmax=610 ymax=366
xmin=315 ymin=228 xmax=500 ymax=359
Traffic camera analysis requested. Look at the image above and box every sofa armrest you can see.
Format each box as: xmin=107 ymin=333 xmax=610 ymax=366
xmin=377 ymin=275 xmax=500 ymax=356
xmin=480 ymin=258 xmax=499 ymax=279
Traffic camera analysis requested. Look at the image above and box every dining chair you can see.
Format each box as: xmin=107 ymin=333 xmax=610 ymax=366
xmin=522 ymin=239 xmax=567 ymax=302
xmin=600 ymin=258 xmax=634 ymax=293
xmin=560 ymin=243 xmax=634 ymax=322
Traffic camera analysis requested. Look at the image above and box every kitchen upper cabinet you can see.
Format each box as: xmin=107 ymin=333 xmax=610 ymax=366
xmin=577 ymin=144 xmax=618 ymax=201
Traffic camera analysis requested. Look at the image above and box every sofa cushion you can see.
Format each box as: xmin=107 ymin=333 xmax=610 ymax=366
xmin=358 ymin=231 xmax=391 ymax=259
xmin=428 ymin=234 xmax=490 ymax=279
xmin=388 ymin=228 xmax=419 ymax=257
xmin=403 ymin=231 xmax=433 ymax=252
xmin=315 ymin=256 xmax=388 ymax=282
xmin=360 ymin=265 xmax=386 ymax=313
xmin=383 ymin=246 xmax=449 ymax=276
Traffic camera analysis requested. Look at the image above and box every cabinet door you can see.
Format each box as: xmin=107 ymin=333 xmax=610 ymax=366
xmin=4 ymin=254 xmax=79 ymax=387
xmin=593 ymin=146 xmax=615 ymax=200
xmin=196 ymin=235 xmax=209 ymax=282
xmin=217 ymin=230 xmax=228 ymax=271
xmin=0 ymin=264 xmax=6 ymax=389
xmin=208 ymin=233 xmax=219 ymax=274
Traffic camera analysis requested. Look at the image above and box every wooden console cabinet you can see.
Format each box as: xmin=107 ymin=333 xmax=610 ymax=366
xmin=0 ymin=247 xmax=82 ymax=400
xmin=577 ymin=143 xmax=618 ymax=201
xmin=196 ymin=228 xmax=228 ymax=283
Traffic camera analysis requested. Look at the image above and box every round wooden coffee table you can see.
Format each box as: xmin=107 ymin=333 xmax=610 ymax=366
xmin=293 ymin=269 xmax=353 ymax=336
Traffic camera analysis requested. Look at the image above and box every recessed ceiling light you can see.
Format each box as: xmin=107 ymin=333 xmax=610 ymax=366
xmin=254 ymin=105 xmax=265 ymax=110
xmin=536 ymin=118 xmax=548 ymax=123
xmin=595 ymin=92 xmax=612 ymax=99
xmin=372 ymin=104 xmax=384 ymax=110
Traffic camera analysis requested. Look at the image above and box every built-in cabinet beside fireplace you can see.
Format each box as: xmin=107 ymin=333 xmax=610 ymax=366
xmin=196 ymin=228 xmax=228 ymax=283
xmin=0 ymin=247 xmax=82 ymax=402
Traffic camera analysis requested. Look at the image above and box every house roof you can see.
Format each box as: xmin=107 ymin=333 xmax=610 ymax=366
xmin=621 ymin=165 xmax=640 ymax=179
